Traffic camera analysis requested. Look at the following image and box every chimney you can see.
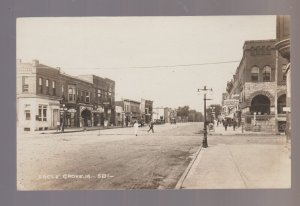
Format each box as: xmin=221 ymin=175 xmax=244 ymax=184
xmin=56 ymin=67 xmax=61 ymax=73
xmin=32 ymin=59 xmax=39 ymax=66
xmin=16 ymin=59 xmax=22 ymax=64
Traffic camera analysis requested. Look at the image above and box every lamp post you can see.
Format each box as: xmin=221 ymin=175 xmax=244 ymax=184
xmin=198 ymin=86 xmax=213 ymax=148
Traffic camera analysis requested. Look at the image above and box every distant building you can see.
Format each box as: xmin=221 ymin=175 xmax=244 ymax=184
xmin=16 ymin=59 xmax=115 ymax=132
xmin=115 ymin=99 xmax=141 ymax=126
xmin=224 ymin=39 xmax=288 ymax=133
xmin=152 ymin=107 xmax=176 ymax=123
xmin=140 ymin=99 xmax=153 ymax=124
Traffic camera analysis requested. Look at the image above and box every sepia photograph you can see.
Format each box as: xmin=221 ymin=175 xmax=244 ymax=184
xmin=16 ymin=16 xmax=291 ymax=190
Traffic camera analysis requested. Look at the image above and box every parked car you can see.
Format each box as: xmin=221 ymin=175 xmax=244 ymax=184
xmin=154 ymin=119 xmax=164 ymax=125
xmin=170 ymin=118 xmax=177 ymax=124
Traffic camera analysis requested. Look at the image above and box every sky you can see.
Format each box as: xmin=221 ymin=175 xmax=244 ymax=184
xmin=17 ymin=16 xmax=276 ymax=111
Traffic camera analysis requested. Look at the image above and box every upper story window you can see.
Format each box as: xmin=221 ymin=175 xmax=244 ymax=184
xmin=38 ymin=77 xmax=43 ymax=93
xmin=251 ymin=66 xmax=259 ymax=82
xmin=22 ymin=76 xmax=29 ymax=92
xmin=46 ymin=79 xmax=49 ymax=94
xmin=85 ymin=91 xmax=90 ymax=103
xmin=282 ymin=64 xmax=287 ymax=82
xmin=25 ymin=110 xmax=30 ymax=120
xmin=68 ymin=86 xmax=76 ymax=101
xmin=262 ymin=66 xmax=271 ymax=82
xmin=52 ymin=81 xmax=56 ymax=95
xmin=80 ymin=91 xmax=84 ymax=102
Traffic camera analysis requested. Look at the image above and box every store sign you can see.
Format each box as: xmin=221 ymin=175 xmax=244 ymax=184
xmin=223 ymin=99 xmax=239 ymax=107
xmin=68 ymin=108 xmax=76 ymax=113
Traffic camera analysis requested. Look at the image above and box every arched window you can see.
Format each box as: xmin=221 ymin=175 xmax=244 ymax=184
xmin=250 ymin=95 xmax=271 ymax=115
xmin=251 ymin=66 xmax=259 ymax=82
xmin=262 ymin=66 xmax=271 ymax=82
xmin=277 ymin=94 xmax=286 ymax=114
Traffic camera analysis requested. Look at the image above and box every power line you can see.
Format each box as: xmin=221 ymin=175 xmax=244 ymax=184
xmin=63 ymin=60 xmax=240 ymax=70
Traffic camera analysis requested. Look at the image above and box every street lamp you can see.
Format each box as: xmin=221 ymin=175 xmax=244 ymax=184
xmin=198 ymin=86 xmax=213 ymax=148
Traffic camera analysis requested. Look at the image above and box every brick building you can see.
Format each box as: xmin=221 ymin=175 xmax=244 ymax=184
xmin=140 ymin=99 xmax=153 ymax=124
xmin=115 ymin=99 xmax=141 ymax=126
xmin=224 ymin=39 xmax=288 ymax=133
xmin=17 ymin=59 xmax=115 ymax=132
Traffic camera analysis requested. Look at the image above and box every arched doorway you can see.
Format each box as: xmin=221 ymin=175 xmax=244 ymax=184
xmin=81 ymin=109 xmax=91 ymax=127
xmin=250 ymin=95 xmax=271 ymax=115
xmin=277 ymin=94 xmax=286 ymax=114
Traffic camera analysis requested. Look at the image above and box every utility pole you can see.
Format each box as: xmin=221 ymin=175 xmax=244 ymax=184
xmin=198 ymin=86 xmax=213 ymax=148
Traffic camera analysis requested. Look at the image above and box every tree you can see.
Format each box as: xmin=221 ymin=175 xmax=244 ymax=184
xmin=177 ymin=106 xmax=190 ymax=122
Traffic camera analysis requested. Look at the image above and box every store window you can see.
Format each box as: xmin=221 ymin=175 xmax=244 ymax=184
xmin=38 ymin=105 xmax=47 ymax=121
xmin=25 ymin=110 xmax=30 ymax=120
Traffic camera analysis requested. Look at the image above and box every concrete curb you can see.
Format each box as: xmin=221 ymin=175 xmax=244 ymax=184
xmin=209 ymin=133 xmax=284 ymax=136
xmin=174 ymin=145 xmax=203 ymax=189
xmin=40 ymin=126 xmax=124 ymax=135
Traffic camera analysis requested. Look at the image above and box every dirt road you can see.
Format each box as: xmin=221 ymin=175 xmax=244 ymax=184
xmin=17 ymin=122 xmax=202 ymax=190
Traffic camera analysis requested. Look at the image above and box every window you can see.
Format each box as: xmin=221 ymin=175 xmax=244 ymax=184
xmin=68 ymin=86 xmax=76 ymax=101
xmin=38 ymin=77 xmax=43 ymax=93
xmin=22 ymin=76 xmax=29 ymax=92
xmin=97 ymin=89 xmax=101 ymax=97
xmin=38 ymin=105 xmax=47 ymax=121
xmin=251 ymin=66 xmax=259 ymax=82
xmin=52 ymin=81 xmax=56 ymax=95
xmin=46 ymin=79 xmax=49 ymax=94
xmin=85 ymin=91 xmax=90 ymax=103
xmin=81 ymin=91 xmax=84 ymax=102
xmin=262 ymin=66 xmax=271 ymax=82
xmin=68 ymin=88 xmax=73 ymax=101
xmin=25 ymin=110 xmax=30 ymax=120
xmin=282 ymin=64 xmax=287 ymax=82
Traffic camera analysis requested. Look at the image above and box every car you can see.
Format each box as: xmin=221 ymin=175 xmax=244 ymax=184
xmin=170 ymin=118 xmax=176 ymax=124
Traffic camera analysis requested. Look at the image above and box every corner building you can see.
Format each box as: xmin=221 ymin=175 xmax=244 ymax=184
xmin=17 ymin=59 xmax=115 ymax=132
xmin=226 ymin=39 xmax=288 ymax=133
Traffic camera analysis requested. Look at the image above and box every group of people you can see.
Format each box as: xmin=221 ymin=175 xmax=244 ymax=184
xmin=218 ymin=118 xmax=238 ymax=131
xmin=133 ymin=121 xmax=154 ymax=136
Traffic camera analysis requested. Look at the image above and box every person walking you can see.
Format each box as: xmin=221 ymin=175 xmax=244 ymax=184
xmin=56 ymin=120 xmax=60 ymax=132
xmin=233 ymin=119 xmax=237 ymax=131
xmin=147 ymin=121 xmax=154 ymax=133
xmin=133 ymin=121 xmax=139 ymax=136
xmin=224 ymin=119 xmax=228 ymax=131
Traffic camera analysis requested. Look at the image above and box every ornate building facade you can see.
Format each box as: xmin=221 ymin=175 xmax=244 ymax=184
xmin=224 ymin=39 xmax=288 ymax=133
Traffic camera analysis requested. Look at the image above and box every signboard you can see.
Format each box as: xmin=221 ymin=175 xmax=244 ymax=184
xmin=223 ymin=99 xmax=239 ymax=107
xmin=68 ymin=108 xmax=76 ymax=113
xmin=283 ymin=107 xmax=290 ymax=112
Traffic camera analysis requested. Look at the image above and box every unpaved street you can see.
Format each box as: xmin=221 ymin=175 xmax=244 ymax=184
xmin=17 ymin=123 xmax=202 ymax=190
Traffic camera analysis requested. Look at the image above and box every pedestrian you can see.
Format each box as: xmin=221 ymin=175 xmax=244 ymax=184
xmin=224 ymin=119 xmax=228 ymax=131
xmin=147 ymin=121 xmax=154 ymax=133
xmin=133 ymin=121 xmax=139 ymax=136
xmin=56 ymin=120 xmax=60 ymax=132
xmin=233 ymin=119 xmax=237 ymax=131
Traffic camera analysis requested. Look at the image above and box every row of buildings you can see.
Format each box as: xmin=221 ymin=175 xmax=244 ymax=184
xmin=16 ymin=60 xmax=176 ymax=132
xmin=221 ymin=16 xmax=291 ymax=137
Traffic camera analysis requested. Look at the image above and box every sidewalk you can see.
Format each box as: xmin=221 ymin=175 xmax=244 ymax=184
xmin=177 ymin=134 xmax=291 ymax=189
xmin=208 ymin=124 xmax=284 ymax=136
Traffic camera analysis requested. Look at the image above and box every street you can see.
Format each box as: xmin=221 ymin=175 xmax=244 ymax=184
xmin=17 ymin=122 xmax=202 ymax=190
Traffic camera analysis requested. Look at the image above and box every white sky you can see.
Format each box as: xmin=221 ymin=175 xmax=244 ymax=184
xmin=17 ymin=16 xmax=276 ymax=111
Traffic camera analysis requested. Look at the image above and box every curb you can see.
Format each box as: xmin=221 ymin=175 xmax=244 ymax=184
xmin=175 ymin=145 xmax=203 ymax=189
xmin=40 ymin=126 xmax=124 ymax=135
xmin=209 ymin=133 xmax=284 ymax=136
